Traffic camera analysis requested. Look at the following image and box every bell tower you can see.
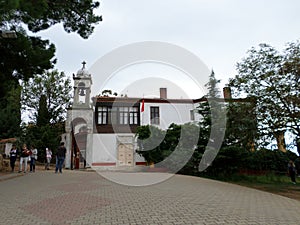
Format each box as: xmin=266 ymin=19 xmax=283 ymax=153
xmin=64 ymin=61 xmax=94 ymax=169
xmin=73 ymin=61 xmax=92 ymax=108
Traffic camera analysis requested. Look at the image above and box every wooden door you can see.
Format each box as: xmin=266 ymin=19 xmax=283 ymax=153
xmin=118 ymin=144 xmax=133 ymax=166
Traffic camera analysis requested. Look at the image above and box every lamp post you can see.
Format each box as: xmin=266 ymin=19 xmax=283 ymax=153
xmin=0 ymin=30 xmax=17 ymax=38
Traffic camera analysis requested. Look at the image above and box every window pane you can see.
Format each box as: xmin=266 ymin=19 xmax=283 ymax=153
xmin=98 ymin=112 xmax=102 ymax=124
xmin=119 ymin=107 xmax=129 ymax=124
xmin=150 ymin=107 xmax=160 ymax=125
xmin=190 ymin=110 xmax=195 ymax=121
xmin=98 ymin=106 xmax=108 ymax=124
xmin=103 ymin=113 xmax=107 ymax=124
xmin=129 ymin=107 xmax=138 ymax=125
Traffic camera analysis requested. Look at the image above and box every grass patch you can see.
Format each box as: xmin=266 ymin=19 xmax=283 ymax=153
xmin=200 ymin=172 xmax=300 ymax=201
xmin=232 ymin=173 xmax=290 ymax=184
xmin=228 ymin=173 xmax=300 ymax=201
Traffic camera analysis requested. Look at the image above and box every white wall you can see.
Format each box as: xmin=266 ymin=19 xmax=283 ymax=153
xmin=92 ymin=133 xmax=145 ymax=165
xmin=92 ymin=134 xmax=118 ymax=163
xmin=141 ymin=102 xmax=198 ymax=130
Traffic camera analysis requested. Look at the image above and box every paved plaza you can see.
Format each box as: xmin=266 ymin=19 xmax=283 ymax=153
xmin=0 ymin=170 xmax=300 ymax=225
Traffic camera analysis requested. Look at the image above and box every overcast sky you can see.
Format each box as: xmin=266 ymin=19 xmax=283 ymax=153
xmin=36 ymin=0 xmax=300 ymax=98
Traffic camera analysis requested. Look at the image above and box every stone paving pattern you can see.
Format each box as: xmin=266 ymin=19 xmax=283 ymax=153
xmin=0 ymin=170 xmax=300 ymax=225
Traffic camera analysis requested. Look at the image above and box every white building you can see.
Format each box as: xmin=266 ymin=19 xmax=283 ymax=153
xmin=64 ymin=63 xmax=203 ymax=170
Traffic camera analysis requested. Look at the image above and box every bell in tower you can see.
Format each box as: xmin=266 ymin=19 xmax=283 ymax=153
xmin=79 ymin=88 xmax=86 ymax=96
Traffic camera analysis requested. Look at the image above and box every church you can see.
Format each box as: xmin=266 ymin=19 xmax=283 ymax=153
xmin=63 ymin=63 xmax=204 ymax=170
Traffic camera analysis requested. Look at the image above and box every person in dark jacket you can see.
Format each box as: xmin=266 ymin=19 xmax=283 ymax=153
xmin=288 ymin=160 xmax=297 ymax=184
xmin=29 ymin=145 xmax=38 ymax=172
xmin=55 ymin=142 xmax=66 ymax=174
xmin=9 ymin=144 xmax=18 ymax=172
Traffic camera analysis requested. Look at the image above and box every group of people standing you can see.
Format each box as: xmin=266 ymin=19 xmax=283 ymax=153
xmin=10 ymin=144 xmax=38 ymax=173
xmin=9 ymin=142 xmax=66 ymax=174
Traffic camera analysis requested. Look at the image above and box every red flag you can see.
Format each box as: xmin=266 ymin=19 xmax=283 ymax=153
xmin=141 ymin=99 xmax=144 ymax=112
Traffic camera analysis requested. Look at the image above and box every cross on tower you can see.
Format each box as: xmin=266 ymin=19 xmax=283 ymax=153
xmin=82 ymin=61 xmax=86 ymax=69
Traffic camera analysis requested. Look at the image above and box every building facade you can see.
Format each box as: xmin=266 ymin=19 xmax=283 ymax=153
xmin=64 ymin=64 xmax=202 ymax=170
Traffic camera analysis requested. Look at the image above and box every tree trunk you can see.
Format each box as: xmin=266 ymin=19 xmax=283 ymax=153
xmin=274 ymin=131 xmax=287 ymax=153
xmin=296 ymin=138 xmax=300 ymax=156
xmin=0 ymin=154 xmax=3 ymax=171
xmin=247 ymin=140 xmax=256 ymax=152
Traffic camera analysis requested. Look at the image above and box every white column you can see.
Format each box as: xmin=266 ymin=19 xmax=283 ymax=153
xmin=85 ymin=133 xmax=93 ymax=168
xmin=64 ymin=133 xmax=72 ymax=169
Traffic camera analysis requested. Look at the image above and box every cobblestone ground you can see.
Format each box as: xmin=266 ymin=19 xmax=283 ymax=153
xmin=0 ymin=170 xmax=300 ymax=225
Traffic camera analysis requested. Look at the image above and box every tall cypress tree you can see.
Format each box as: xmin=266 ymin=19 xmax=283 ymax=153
xmin=36 ymin=94 xmax=50 ymax=127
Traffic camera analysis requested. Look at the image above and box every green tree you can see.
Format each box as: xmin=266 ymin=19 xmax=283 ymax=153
xmin=0 ymin=30 xmax=55 ymax=93
xmin=20 ymin=70 xmax=71 ymax=161
xmin=224 ymin=99 xmax=258 ymax=151
xmin=136 ymin=123 xmax=199 ymax=173
xmin=206 ymin=70 xmax=221 ymax=98
xmin=0 ymin=0 xmax=101 ymax=138
xmin=0 ymin=0 xmax=101 ymax=87
xmin=36 ymin=94 xmax=51 ymax=127
xmin=0 ymin=0 xmax=102 ymax=39
xmin=98 ymin=89 xmax=118 ymax=97
xmin=0 ymin=83 xmax=22 ymax=138
xmin=136 ymin=125 xmax=167 ymax=164
xmin=196 ymin=70 xmax=221 ymax=150
xmin=229 ymin=41 xmax=300 ymax=154
xmin=22 ymin=70 xmax=72 ymax=123
xmin=0 ymin=30 xmax=56 ymax=137
xmin=196 ymin=70 xmax=227 ymax=172
xmin=20 ymin=122 xmax=64 ymax=162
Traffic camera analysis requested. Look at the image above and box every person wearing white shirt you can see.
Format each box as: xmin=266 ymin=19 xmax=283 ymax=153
xmin=45 ymin=148 xmax=52 ymax=170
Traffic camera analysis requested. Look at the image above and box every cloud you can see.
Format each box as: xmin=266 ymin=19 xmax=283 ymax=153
xmin=36 ymin=0 xmax=300 ymax=93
